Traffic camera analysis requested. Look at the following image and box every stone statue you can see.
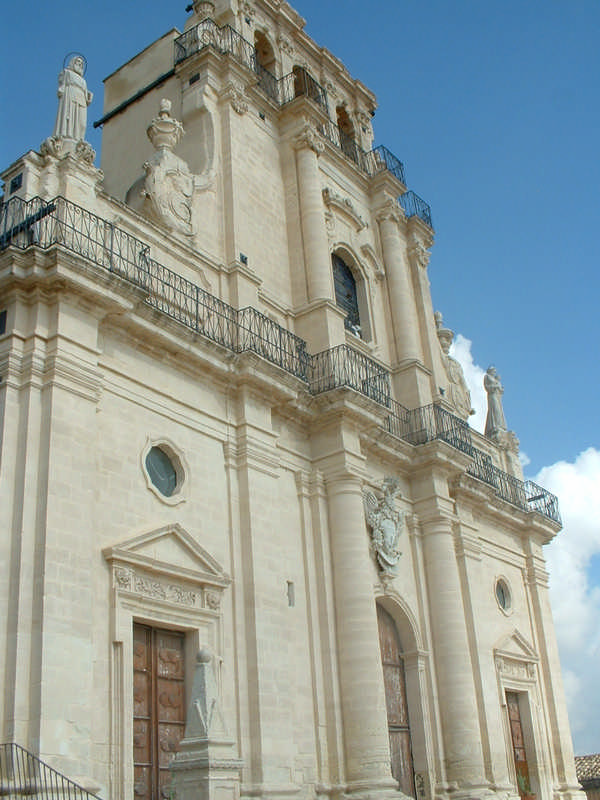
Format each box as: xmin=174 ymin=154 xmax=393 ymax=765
xmin=53 ymin=55 xmax=92 ymax=141
xmin=435 ymin=311 xmax=474 ymax=420
xmin=363 ymin=477 xmax=404 ymax=576
xmin=484 ymin=366 xmax=507 ymax=436
xmin=140 ymin=99 xmax=193 ymax=235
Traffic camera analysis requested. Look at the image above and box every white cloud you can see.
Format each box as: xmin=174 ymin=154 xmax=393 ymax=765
xmin=452 ymin=334 xmax=600 ymax=754
xmin=537 ymin=449 xmax=600 ymax=754
xmin=449 ymin=334 xmax=486 ymax=433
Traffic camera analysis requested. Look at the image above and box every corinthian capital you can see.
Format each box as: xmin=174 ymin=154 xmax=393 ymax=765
xmin=293 ymin=124 xmax=325 ymax=155
xmin=375 ymin=197 xmax=403 ymax=226
xmin=408 ymin=237 xmax=431 ymax=269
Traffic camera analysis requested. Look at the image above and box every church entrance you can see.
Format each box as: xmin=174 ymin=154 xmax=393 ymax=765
xmin=133 ymin=624 xmax=186 ymax=800
xmin=377 ymin=605 xmax=416 ymax=798
xmin=506 ymin=691 xmax=532 ymax=797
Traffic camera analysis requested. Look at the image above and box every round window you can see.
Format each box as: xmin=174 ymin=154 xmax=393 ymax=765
xmin=145 ymin=446 xmax=177 ymax=497
xmin=495 ymin=578 xmax=512 ymax=613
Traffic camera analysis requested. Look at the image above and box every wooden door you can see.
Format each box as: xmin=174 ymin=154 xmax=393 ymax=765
xmin=506 ymin=691 xmax=531 ymax=796
xmin=133 ymin=624 xmax=186 ymax=800
xmin=377 ymin=605 xmax=416 ymax=798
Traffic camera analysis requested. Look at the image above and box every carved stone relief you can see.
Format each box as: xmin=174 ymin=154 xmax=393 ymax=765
xmin=140 ymin=99 xmax=193 ymax=236
xmin=363 ymin=477 xmax=405 ymax=576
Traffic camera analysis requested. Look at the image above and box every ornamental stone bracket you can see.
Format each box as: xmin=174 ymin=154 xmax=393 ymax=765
xmin=322 ymin=187 xmax=367 ymax=232
xmin=363 ymin=476 xmax=405 ymax=576
xmin=221 ymin=81 xmax=250 ymax=115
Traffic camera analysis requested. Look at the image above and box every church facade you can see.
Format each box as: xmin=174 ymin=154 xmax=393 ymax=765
xmin=0 ymin=3 xmax=583 ymax=800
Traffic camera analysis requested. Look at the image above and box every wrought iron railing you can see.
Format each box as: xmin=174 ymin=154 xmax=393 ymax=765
xmin=0 ymin=195 xmax=558 ymax=522
xmin=399 ymin=190 xmax=432 ymax=228
xmin=309 ymin=344 xmax=391 ymax=405
xmin=0 ymin=195 xmax=310 ymax=380
xmin=369 ymin=145 xmax=407 ymax=185
xmin=467 ymin=448 xmax=561 ymax=524
xmin=174 ymin=20 xmax=328 ymax=111
xmin=0 ymin=743 xmax=100 ymax=800
xmin=386 ymin=402 xmax=473 ymax=454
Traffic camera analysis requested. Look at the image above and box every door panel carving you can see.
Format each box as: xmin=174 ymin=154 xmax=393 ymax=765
xmin=377 ymin=605 xmax=416 ymax=798
xmin=133 ymin=624 xmax=186 ymax=800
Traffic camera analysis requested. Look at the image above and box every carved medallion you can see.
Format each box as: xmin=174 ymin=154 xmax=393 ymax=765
xmin=363 ymin=477 xmax=404 ymax=575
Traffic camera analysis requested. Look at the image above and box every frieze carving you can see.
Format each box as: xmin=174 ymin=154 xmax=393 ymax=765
xmin=142 ymin=99 xmax=193 ymax=236
xmin=293 ymin=124 xmax=324 ymax=155
xmin=496 ymin=655 xmax=537 ymax=680
xmin=113 ymin=567 xmax=199 ymax=607
xmin=363 ymin=477 xmax=405 ymax=575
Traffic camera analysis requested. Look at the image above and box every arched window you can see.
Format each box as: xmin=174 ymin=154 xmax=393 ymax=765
xmin=332 ymin=253 xmax=361 ymax=337
xmin=254 ymin=30 xmax=276 ymax=73
xmin=377 ymin=604 xmax=416 ymax=798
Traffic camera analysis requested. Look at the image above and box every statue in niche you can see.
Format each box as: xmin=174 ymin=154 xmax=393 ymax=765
xmin=53 ymin=54 xmax=93 ymax=141
xmin=363 ymin=477 xmax=404 ymax=576
xmin=484 ymin=366 xmax=507 ymax=437
xmin=140 ymin=99 xmax=193 ymax=236
xmin=434 ymin=311 xmax=474 ymax=420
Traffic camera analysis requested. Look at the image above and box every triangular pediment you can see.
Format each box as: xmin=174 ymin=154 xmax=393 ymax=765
xmin=103 ymin=524 xmax=230 ymax=588
xmin=494 ymin=629 xmax=538 ymax=662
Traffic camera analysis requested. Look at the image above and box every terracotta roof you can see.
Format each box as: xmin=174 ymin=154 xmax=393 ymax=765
xmin=575 ymin=755 xmax=600 ymax=782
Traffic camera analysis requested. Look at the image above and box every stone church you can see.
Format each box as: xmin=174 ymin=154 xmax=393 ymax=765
xmin=0 ymin=2 xmax=584 ymax=800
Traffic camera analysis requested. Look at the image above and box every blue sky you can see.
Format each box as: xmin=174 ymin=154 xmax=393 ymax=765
xmin=1 ymin=0 xmax=598 ymax=755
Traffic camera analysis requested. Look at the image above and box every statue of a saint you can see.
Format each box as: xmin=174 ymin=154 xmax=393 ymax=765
xmin=53 ymin=55 xmax=92 ymax=141
xmin=435 ymin=311 xmax=474 ymax=420
xmin=484 ymin=366 xmax=507 ymax=436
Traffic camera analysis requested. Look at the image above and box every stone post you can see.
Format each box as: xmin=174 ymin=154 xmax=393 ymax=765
xmin=419 ymin=511 xmax=489 ymax=794
xmin=324 ymin=470 xmax=396 ymax=793
xmin=294 ymin=125 xmax=333 ymax=303
xmin=170 ymin=649 xmax=243 ymax=800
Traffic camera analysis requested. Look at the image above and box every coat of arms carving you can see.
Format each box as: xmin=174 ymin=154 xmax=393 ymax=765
xmin=363 ymin=477 xmax=404 ymax=575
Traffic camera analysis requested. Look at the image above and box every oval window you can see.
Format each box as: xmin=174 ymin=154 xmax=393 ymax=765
xmin=145 ymin=446 xmax=177 ymax=497
xmin=495 ymin=578 xmax=512 ymax=613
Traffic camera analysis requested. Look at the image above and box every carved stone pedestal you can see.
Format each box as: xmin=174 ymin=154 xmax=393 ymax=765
xmin=170 ymin=649 xmax=243 ymax=800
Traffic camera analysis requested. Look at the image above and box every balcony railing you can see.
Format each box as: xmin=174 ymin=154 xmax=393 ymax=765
xmin=0 ymin=194 xmax=558 ymax=523
xmin=309 ymin=344 xmax=391 ymax=405
xmin=174 ymin=20 xmax=328 ymax=112
xmin=399 ymin=190 xmax=432 ymax=228
xmin=0 ymin=195 xmax=310 ymax=380
xmin=0 ymin=743 xmax=100 ymax=800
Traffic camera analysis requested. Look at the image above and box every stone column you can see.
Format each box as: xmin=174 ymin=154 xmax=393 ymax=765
xmin=376 ymin=200 xmax=422 ymax=364
xmin=419 ymin=511 xmax=489 ymax=793
xmin=294 ymin=125 xmax=333 ymax=303
xmin=324 ymin=470 xmax=396 ymax=792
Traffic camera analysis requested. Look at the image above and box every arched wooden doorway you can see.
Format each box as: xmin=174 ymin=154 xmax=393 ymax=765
xmin=377 ymin=604 xmax=416 ymax=798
